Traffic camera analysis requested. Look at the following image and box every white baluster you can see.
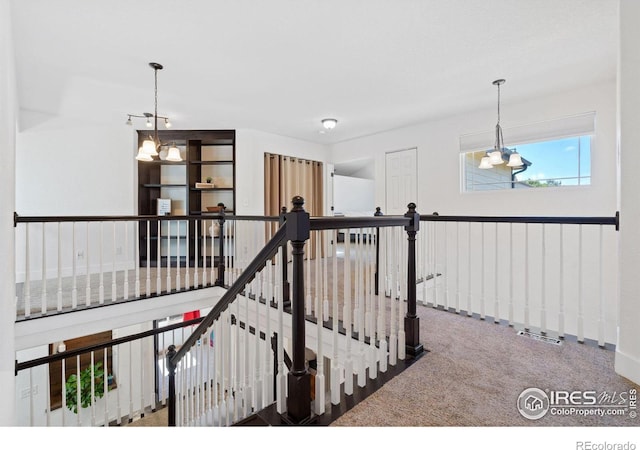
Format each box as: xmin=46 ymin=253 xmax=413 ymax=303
xmin=432 ymin=221 xmax=438 ymax=308
xmin=61 ymin=354 xmax=66 ymax=426
xmin=343 ymin=228 xmax=354 ymax=395
xmin=540 ymin=224 xmax=547 ymax=333
xmin=388 ymin=228 xmax=397 ymax=367
xmin=558 ymin=224 xmax=565 ymax=338
xmin=275 ymin=251 xmax=287 ymax=413
xmin=185 ymin=219 xmax=190 ymax=289
xmin=508 ymin=223 xmax=514 ymax=326
xmin=41 ymin=223 xmax=47 ymax=314
xmin=99 ymin=222 xmax=104 ymax=304
xmin=112 ymin=222 xmax=117 ymax=302
xmin=194 ymin=219 xmax=199 ymax=288
xmin=599 ymin=225 xmax=605 ymax=346
xmin=202 ymin=219 xmax=207 ymax=287
xmin=323 ymin=231 xmax=329 ymax=322
xmin=494 ymin=222 xmax=499 ymax=323
xmin=306 ymin=231 xmax=312 ymax=315
xmin=86 ymin=222 xmax=91 ymax=307
xmin=72 ymin=222 xmax=77 ymax=309
xmin=578 ymin=225 xmax=584 ymax=342
xmin=368 ymin=227 xmax=378 ymax=379
xmin=166 ymin=220 xmax=172 ymax=292
xmin=103 ymin=349 xmax=109 ymax=426
xmin=24 ymin=223 xmax=31 ymax=317
xmin=255 ymin=270 xmax=262 ymax=412
xmin=156 ymin=220 xmax=161 ymax=295
xmin=467 ymin=223 xmax=472 ymax=317
xmin=480 ymin=223 xmax=485 ymax=320
xmin=57 ymin=222 xmax=62 ymax=311
xmin=357 ymin=229 xmax=366 ymax=387
xmin=524 ymin=223 xmax=530 ymax=331
xmin=264 ymin=260 xmax=273 ymax=406
xmin=398 ymin=228 xmax=406 ymax=362
xmin=176 ymin=221 xmax=181 ymax=291
xmin=443 ymin=222 xmax=448 ymax=310
xmin=331 ymin=229 xmax=341 ymax=405
xmin=76 ymin=355 xmax=82 ymax=426
xmin=456 ymin=222 xmax=460 ymax=314
xmin=124 ymin=222 xmax=129 ymax=300
xmin=243 ymin=283 xmax=251 ymax=419
xmin=378 ymin=228 xmax=388 ymax=374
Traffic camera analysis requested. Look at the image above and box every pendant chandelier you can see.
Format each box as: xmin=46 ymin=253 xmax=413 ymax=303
xmin=129 ymin=62 xmax=181 ymax=162
xmin=479 ymin=79 xmax=523 ymax=169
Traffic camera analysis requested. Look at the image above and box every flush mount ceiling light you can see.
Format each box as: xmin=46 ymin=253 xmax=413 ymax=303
xmin=128 ymin=62 xmax=180 ymax=162
xmin=321 ymin=118 xmax=338 ymax=130
xmin=479 ymin=79 xmax=524 ymax=169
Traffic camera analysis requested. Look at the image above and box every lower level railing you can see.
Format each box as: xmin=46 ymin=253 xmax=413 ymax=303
xmin=15 ymin=315 xmax=204 ymax=426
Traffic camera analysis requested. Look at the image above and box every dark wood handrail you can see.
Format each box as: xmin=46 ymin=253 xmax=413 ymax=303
xmin=14 ymin=212 xmax=279 ymax=225
xmin=168 ymin=224 xmax=288 ymax=369
xmin=15 ymin=317 xmax=203 ymax=374
xmin=311 ymin=215 xmax=410 ymax=230
xmin=420 ymin=212 xmax=619 ymax=229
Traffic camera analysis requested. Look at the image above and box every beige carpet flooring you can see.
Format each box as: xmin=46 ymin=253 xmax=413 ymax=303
xmin=330 ymin=303 xmax=640 ymax=427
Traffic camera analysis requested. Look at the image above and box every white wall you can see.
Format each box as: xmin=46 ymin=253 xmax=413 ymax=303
xmin=333 ymin=175 xmax=375 ymax=216
xmin=616 ymin=0 xmax=640 ymax=386
xmin=0 ymin=0 xmax=17 ymax=426
xmin=331 ymin=80 xmax=617 ymax=217
xmin=235 ymin=129 xmax=329 ymax=215
xmin=16 ymin=122 xmax=137 ymax=216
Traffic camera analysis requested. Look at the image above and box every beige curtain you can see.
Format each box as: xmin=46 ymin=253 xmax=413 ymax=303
xmin=264 ymin=152 xmax=324 ymax=257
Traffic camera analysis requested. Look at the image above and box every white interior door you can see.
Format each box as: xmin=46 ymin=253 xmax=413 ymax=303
xmin=385 ymin=148 xmax=417 ymax=215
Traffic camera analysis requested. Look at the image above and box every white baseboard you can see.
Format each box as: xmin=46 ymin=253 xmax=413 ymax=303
xmin=615 ymin=348 xmax=640 ymax=386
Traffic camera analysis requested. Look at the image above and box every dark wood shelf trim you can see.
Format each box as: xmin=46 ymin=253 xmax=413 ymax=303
xmin=190 ymin=160 xmax=234 ymax=165
xmin=190 ymin=187 xmax=234 ymax=191
xmin=141 ymin=184 xmax=187 ymax=188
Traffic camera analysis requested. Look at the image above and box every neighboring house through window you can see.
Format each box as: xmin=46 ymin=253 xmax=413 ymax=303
xmin=461 ymin=112 xmax=594 ymax=192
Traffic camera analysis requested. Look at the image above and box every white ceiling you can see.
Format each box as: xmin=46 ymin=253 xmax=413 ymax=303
xmin=9 ymin=0 xmax=618 ymax=144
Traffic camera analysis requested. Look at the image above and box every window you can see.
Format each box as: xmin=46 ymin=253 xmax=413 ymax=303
xmin=460 ymin=112 xmax=594 ymax=192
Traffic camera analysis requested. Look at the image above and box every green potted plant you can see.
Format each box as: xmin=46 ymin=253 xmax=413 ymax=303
xmin=64 ymin=362 xmax=113 ymax=413
xmin=206 ymin=176 xmax=213 ymax=184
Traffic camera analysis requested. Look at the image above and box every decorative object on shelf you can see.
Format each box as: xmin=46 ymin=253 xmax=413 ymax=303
xmin=206 ymin=176 xmax=213 ymax=184
xmin=129 ymin=62 xmax=182 ymax=162
xmin=64 ymin=362 xmax=114 ymax=414
xmin=157 ymin=198 xmax=171 ymax=215
xmin=206 ymin=203 xmax=225 ymax=213
xmin=479 ymin=79 xmax=524 ymax=169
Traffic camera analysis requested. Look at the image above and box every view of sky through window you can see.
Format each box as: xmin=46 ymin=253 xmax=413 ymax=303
xmin=513 ymin=136 xmax=591 ymax=186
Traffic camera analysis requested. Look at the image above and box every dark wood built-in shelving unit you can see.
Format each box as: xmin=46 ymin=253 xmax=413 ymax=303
xmin=137 ymin=129 xmax=236 ymax=267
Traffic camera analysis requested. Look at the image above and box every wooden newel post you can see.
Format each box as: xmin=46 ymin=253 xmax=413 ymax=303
xmin=216 ymin=205 xmax=226 ymax=286
xmin=404 ymin=203 xmax=424 ymax=358
xmin=279 ymin=206 xmax=291 ymax=307
xmin=285 ymin=196 xmax=312 ymax=423
xmin=166 ymin=345 xmax=177 ymax=426
xmin=374 ymin=207 xmax=383 ymax=295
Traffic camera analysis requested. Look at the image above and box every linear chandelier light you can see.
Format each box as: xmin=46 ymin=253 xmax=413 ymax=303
xmin=129 ymin=62 xmax=181 ymax=162
xmin=479 ymin=79 xmax=524 ymax=169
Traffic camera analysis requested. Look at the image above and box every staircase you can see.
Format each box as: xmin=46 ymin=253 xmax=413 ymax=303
xmin=164 ymin=197 xmax=424 ymax=426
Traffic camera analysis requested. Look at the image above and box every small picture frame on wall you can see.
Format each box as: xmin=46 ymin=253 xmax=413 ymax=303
xmin=157 ymin=198 xmax=171 ymax=216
